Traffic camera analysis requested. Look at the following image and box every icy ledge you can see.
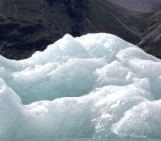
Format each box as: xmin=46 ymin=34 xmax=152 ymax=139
xmin=0 ymin=33 xmax=161 ymax=141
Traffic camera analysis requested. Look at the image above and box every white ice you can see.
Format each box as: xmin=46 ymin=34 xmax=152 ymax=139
xmin=0 ymin=33 xmax=161 ymax=141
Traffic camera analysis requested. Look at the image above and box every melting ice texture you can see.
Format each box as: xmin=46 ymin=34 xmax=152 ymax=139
xmin=0 ymin=33 xmax=161 ymax=141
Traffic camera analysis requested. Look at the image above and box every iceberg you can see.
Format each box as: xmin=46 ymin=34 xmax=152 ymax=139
xmin=0 ymin=33 xmax=161 ymax=141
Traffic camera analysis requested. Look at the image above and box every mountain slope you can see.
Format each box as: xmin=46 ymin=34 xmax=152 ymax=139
xmin=88 ymin=0 xmax=161 ymax=58
xmin=0 ymin=0 xmax=161 ymax=59
xmin=107 ymin=0 xmax=161 ymax=13
xmin=0 ymin=0 xmax=88 ymax=59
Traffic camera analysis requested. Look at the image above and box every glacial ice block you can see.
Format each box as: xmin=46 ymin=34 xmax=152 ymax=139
xmin=0 ymin=33 xmax=161 ymax=141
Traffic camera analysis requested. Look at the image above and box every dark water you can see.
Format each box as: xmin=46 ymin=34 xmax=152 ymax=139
xmin=24 ymin=139 xmax=161 ymax=141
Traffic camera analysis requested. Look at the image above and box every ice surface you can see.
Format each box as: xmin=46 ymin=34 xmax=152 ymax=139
xmin=0 ymin=33 xmax=161 ymax=141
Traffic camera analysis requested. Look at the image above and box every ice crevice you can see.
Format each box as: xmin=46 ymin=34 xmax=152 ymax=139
xmin=0 ymin=33 xmax=161 ymax=140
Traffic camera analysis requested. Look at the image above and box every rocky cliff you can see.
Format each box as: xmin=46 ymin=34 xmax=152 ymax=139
xmin=0 ymin=0 xmax=88 ymax=59
xmin=0 ymin=0 xmax=161 ymax=59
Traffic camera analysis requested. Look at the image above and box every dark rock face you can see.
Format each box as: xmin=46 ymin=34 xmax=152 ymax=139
xmin=0 ymin=0 xmax=88 ymax=59
xmin=0 ymin=0 xmax=161 ymax=59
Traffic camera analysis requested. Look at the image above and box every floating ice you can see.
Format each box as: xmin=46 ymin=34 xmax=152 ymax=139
xmin=0 ymin=33 xmax=161 ymax=141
